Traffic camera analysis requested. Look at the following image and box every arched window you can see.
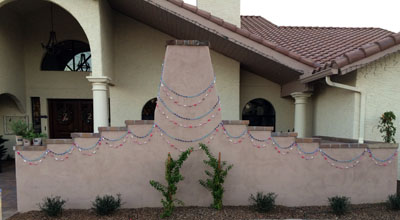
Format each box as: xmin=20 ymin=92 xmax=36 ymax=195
xmin=142 ymin=98 xmax=157 ymax=120
xmin=41 ymin=40 xmax=91 ymax=71
xmin=242 ymin=98 xmax=276 ymax=129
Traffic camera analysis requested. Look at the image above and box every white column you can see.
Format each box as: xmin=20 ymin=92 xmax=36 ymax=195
xmin=291 ymin=92 xmax=312 ymax=138
xmin=87 ymin=76 xmax=110 ymax=132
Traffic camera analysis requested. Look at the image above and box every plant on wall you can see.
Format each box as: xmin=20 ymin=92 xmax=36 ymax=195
xmin=0 ymin=135 xmax=9 ymax=173
xmin=10 ymin=120 xmax=28 ymax=136
xmin=378 ymin=111 xmax=397 ymax=143
xmin=199 ymin=143 xmax=233 ymax=210
xmin=149 ymin=148 xmax=193 ymax=218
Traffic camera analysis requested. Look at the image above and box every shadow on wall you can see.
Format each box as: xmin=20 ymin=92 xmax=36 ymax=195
xmin=0 ymin=93 xmax=26 ymax=158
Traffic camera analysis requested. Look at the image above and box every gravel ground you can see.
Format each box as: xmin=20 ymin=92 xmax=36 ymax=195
xmin=8 ymin=204 xmax=400 ymax=220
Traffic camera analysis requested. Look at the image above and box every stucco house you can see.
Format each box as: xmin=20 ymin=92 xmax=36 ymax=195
xmin=0 ymin=0 xmax=399 ymax=159
xmin=2 ymin=0 xmax=400 ymax=213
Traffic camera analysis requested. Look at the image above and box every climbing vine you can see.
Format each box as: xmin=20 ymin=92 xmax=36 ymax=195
xmin=150 ymin=148 xmax=193 ymax=218
xmin=199 ymin=143 xmax=233 ymax=210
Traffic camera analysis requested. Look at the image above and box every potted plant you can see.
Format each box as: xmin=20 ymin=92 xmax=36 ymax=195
xmin=22 ymin=129 xmax=35 ymax=147
xmin=33 ymin=133 xmax=47 ymax=146
xmin=10 ymin=120 xmax=28 ymax=146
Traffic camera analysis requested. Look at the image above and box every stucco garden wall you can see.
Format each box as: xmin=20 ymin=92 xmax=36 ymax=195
xmin=312 ymin=73 xmax=358 ymax=139
xmin=240 ymin=70 xmax=294 ymax=132
xmin=110 ymin=13 xmax=240 ymax=125
xmin=14 ymin=127 xmax=398 ymax=212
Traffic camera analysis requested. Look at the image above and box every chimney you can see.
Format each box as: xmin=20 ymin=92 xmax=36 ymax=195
xmin=197 ymin=0 xmax=241 ymax=27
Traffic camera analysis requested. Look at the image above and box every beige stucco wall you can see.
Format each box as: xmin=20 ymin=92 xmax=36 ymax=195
xmin=356 ymin=52 xmax=400 ymax=143
xmin=312 ymin=73 xmax=358 ymax=139
xmin=0 ymin=7 xmax=25 ymax=111
xmin=110 ymin=13 xmax=240 ymax=126
xmin=312 ymin=52 xmax=400 ymax=143
xmin=240 ymin=70 xmax=294 ymax=132
xmin=197 ymin=0 xmax=241 ymax=26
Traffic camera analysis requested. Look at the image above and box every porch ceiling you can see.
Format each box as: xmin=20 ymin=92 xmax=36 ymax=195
xmin=108 ymin=0 xmax=307 ymax=85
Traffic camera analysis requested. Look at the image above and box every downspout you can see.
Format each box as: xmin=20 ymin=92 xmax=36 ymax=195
xmin=325 ymin=76 xmax=365 ymax=143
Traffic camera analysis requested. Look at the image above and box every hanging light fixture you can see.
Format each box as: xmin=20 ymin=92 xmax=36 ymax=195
xmin=41 ymin=3 xmax=58 ymax=54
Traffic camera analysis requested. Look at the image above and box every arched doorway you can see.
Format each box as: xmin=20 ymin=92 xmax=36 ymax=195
xmin=142 ymin=98 xmax=157 ymax=120
xmin=242 ymin=98 xmax=276 ymax=129
xmin=0 ymin=0 xmax=94 ymax=138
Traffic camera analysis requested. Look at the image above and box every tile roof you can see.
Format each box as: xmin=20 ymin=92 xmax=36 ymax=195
xmin=241 ymin=16 xmax=400 ymax=72
xmin=164 ymin=0 xmax=400 ymax=75
xmin=165 ymin=0 xmax=318 ymax=67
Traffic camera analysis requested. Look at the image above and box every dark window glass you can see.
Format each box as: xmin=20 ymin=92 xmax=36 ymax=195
xmin=41 ymin=40 xmax=91 ymax=72
xmin=142 ymin=98 xmax=157 ymax=120
xmin=242 ymin=98 xmax=276 ymax=130
xmin=31 ymin=97 xmax=41 ymax=133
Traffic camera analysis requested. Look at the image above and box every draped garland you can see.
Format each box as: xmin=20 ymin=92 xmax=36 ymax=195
xmin=16 ymin=121 xmax=398 ymax=169
xmin=16 ymin=65 xmax=399 ymax=169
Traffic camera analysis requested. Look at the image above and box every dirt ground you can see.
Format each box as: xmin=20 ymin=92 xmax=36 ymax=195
xmin=8 ymin=203 xmax=400 ymax=220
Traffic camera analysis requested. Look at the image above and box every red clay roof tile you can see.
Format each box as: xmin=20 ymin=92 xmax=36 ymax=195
xmin=241 ymin=16 xmax=400 ymax=72
xmin=164 ymin=1 xmax=399 ymax=73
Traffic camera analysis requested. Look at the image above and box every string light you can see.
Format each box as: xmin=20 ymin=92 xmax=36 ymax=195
xmin=157 ymin=96 xmax=220 ymax=120
xmin=156 ymin=104 xmax=219 ymax=128
xmin=16 ymin=122 xmax=398 ymax=170
xmin=161 ymin=83 xmax=214 ymax=108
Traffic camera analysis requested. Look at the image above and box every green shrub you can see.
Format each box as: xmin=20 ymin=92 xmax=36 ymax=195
xmin=38 ymin=196 xmax=66 ymax=217
xmin=249 ymin=192 xmax=277 ymax=213
xmin=387 ymin=194 xmax=400 ymax=210
xmin=328 ymin=196 xmax=350 ymax=216
xmin=92 ymin=194 xmax=122 ymax=216
xmin=150 ymin=148 xmax=193 ymax=218
xmin=378 ymin=111 xmax=396 ymax=143
xmin=10 ymin=120 xmax=29 ymax=136
xmin=23 ymin=128 xmax=35 ymax=141
xmin=199 ymin=143 xmax=233 ymax=210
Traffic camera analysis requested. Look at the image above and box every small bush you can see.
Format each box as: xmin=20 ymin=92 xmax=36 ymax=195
xmin=38 ymin=196 xmax=66 ymax=217
xmin=249 ymin=192 xmax=277 ymax=213
xmin=387 ymin=194 xmax=400 ymax=210
xmin=92 ymin=194 xmax=122 ymax=216
xmin=328 ymin=196 xmax=350 ymax=216
xmin=378 ymin=111 xmax=397 ymax=143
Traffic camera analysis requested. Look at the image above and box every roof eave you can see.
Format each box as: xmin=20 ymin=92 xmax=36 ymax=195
xmin=109 ymin=0 xmax=317 ymax=78
xmin=339 ymin=43 xmax=400 ymax=75
xmin=300 ymin=68 xmax=338 ymax=84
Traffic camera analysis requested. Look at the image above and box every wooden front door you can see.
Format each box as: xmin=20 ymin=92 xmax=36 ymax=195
xmin=48 ymin=99 xmax=93 ymax=139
